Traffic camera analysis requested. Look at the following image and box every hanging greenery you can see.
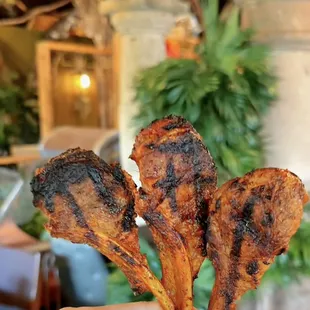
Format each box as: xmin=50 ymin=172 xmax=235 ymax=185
xmin=0 ymin=73 xmax=39 ymax=155
xmin=134 ymin=0 xmax=276 ymax=185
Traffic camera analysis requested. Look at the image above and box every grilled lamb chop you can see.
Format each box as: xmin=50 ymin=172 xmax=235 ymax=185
xmin=31 ymin=148 xmax=174 ymax=310
xmin=131 ymin=116 xmax=217 ymax=309
xmin=207 ymin=168 xmax=309 ymax=310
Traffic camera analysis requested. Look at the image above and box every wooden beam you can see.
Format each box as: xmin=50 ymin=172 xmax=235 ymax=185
xmin=0 ymin=0 xmax=71 ymax=26
xmin=27 ymin=14 xmax=60 ymax=31
xmin=36 ymin=42 xmax=53 ymax=139
xmin=16 ymin=1 xmax=28 ymax=13
xmin=39 ymin=40 xmax=112 ymax=55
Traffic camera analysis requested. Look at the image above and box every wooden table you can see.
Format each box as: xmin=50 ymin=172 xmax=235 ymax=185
xmin=0 ymin=155 xmax=41 ymax=166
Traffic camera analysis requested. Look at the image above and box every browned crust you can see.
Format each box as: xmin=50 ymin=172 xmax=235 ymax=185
xmin=131 ymin=115 xmax=217 ymax=308
xmin=30 ymin=116 xmax=310 ymax=310
xmin=207 ymin=168 xmax=309 ymax=310
xmin=31 ymin=148 xmax=174 ymax=310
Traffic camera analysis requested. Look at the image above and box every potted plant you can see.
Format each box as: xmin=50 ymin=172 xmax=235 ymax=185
xmin=0 ymin=72 xmax=39 ymax=159
xmin=134 ymin=0 xmax=276 ymax=185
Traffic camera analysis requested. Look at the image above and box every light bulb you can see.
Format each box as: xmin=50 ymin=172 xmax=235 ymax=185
xmin=79 ymin=73 xmax=91 ymax=89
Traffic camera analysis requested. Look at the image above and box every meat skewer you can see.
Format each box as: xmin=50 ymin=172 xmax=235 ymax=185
xmin=131 ymin=116 xmax=217 ymax=309
xmin=207 ymin=168 xmax=309 ymax=310
xmin=30 ymin=116 xmax=309 ymax=310
xmin=31 ymin=148 xmax=174 ymax=310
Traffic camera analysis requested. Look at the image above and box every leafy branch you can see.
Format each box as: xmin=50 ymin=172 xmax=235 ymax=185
xmin=134 ymin=0 xmax=276 ymax=185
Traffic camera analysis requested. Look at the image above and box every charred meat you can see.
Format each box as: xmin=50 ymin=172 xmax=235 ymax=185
xmin=31 ymin=148 xmax=174 ymax=310
xmin=131 ymin=115 xmax=217 ymax=309
xmin=30 ymin=116 xmax=309 ymax=310
xmin=207 ymin=168 xmax=309 ymax=310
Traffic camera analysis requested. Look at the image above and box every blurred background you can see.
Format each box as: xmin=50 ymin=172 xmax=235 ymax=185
xmin=0 ymin=0 xmax=310 ymax=309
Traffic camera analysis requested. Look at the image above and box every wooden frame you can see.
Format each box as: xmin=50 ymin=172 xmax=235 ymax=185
xmin=36 ymin=41 xmax=112 ymax=139
xmin=112 ymin=33 xmax=121 ymax=129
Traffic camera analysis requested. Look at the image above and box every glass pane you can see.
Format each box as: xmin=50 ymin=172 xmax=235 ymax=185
xmin=0 ymin=168 xmax=24 ymax=224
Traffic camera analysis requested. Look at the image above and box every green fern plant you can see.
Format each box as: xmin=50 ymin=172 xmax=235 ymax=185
xmin=0 ymin=76 xmax=39 ymax=155
xmin=134 ymin=0 xmax=276 ymax=185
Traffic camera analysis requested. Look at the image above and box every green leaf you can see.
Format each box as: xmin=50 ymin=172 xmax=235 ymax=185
xmin=167 ymin=86 xmax=184 ymax=104
xmin=217 ymin=6 xmax=240 ymax=50
xmin=186 ymin=101 xmax=201 ymax=123
xmin=134 ymin=0 xmax=276 ymax=187
xmin=204 ymin=0 xmax=219 ymax=46
xmin=220 ymin=144 xmax=243 ymax=177
xmin=197 ymin=72 xmax=220 ymax=94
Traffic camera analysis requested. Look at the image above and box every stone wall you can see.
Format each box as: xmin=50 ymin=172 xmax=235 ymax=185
xmin=264 ymin=47 xmax=310 ymax=189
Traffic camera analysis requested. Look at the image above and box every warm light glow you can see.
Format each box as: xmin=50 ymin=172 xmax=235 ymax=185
xmin=79 ymin=73 xmax=91 ymax=89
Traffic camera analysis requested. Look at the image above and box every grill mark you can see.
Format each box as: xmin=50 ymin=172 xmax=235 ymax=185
xmin=162 ymin=117 xmax=187 ymax=131
xmin=143 ymin=211 xmax=161 ymax=226
xmin=45 ymin=196 xmax=55 ymax=212
xmin=192 ymin=136 xmax=207 ymax=254
xmin=216 ymin=199 xmax=221 ymax=211
xmin=62 ymin=191 xmax=89 ymax=228
xmin=112 ymin=165 xmax=137 ymax=232
xmin=122 ymin=200 xmax=136 ymax=232
xmin=246 ymin=261 xmax=259 ymax=276
xmin=154 ymin=160 xmax=178 ymax=212
xmin=62 ymin=191 xmax=98 ymax=241
xmin=191 ymin=136 xmax=216 ymax=256
xmin=155 ymin=133 xmax=217 ymax=255
xmin=224 ymin=195 xmax=259 ymax=308
xmin=84 ymin=230 xmax=98 ymax=242
xmin=31 ymin=151 xmax=136 ymax=234
xmin=261 ymin=212 xmax=274 ymax=227
xmin=155 ymin=133 xmax=206 ymax=156
xmin=31 ymin=160 xmax=122 ymax=215
xmin=251 ymin=185 xmax=266 ymax=195
xmin=87 ymin=167 xmax=122 ymax=214
xmin=230 ymin=179 xmax=246 ymax=192
xmin=142 ymin=125 xmax=216 ymax=259
xmin=222 ymin=290 xmax=234 ymax=310
xmin=230 ymin=199 xmax=239 ymax=209
xmin=31 ymin=162 xmax=95 ymax=233
xmin=110 ymin=244 xmax=136 ymax=266
xmin=112 ymin=164 xmax=127 ymax=186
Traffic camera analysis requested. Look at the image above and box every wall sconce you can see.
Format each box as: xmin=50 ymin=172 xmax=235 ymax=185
xmin=50 ymin=52 xmax=95 ymax=124
xmin=73 ymin=55 xmax=93 ymax=121
xmin=79 ymin=73 xmax=91 ymax=90
xmin=75 ymin=74 xmax=91 ymax=120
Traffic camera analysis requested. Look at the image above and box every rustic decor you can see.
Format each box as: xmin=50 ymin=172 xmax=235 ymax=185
xmin=166 ymin=14 xmax=200 ymax=59
xmin=36 ymin=41 xmax=113 ymax=139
